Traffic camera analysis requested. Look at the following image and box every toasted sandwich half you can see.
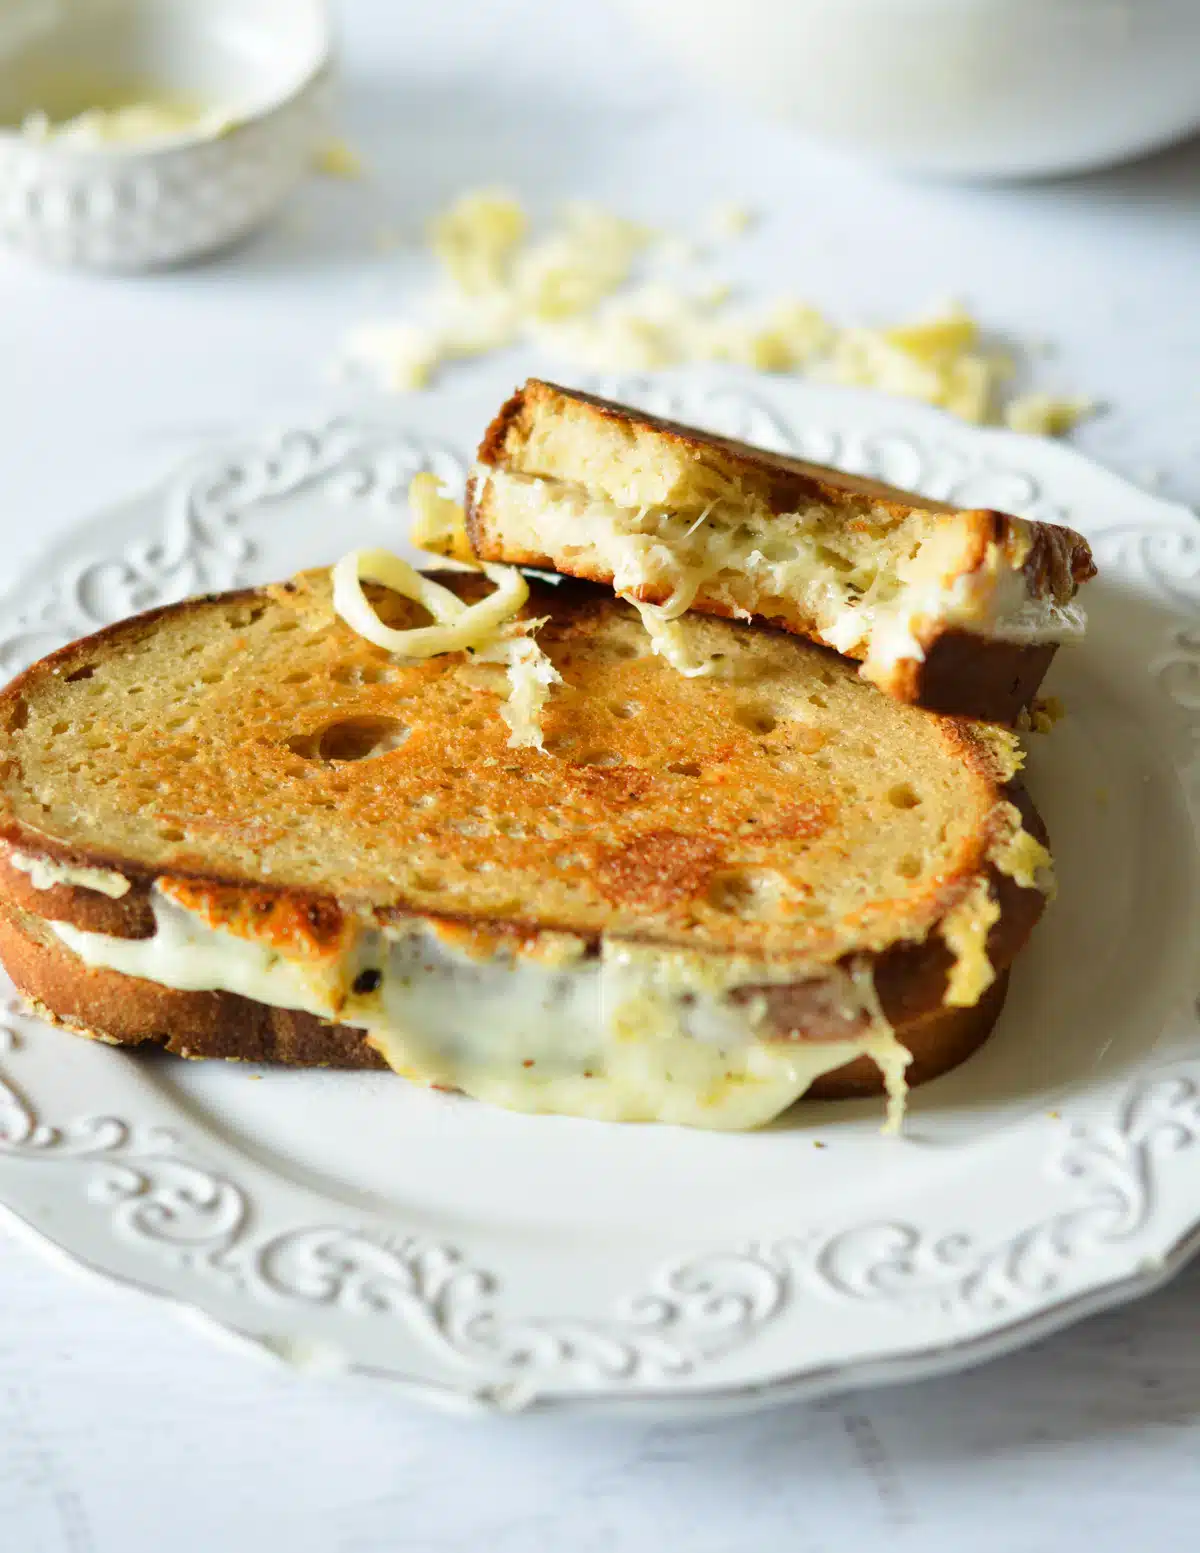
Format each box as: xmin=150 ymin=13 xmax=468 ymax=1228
xmin=0 ymin=570 xmax=1052 ymax=1130
xmin=468 ymin=380 xmax=1096 ymax=722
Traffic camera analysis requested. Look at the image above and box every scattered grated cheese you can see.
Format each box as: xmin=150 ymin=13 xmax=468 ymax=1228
xmin=515 ymin=202 xmax=651 ymax=321
xmin=533 ymin=283 xmax=713 ymax=372
xmin=342 ymin=189 xmax=1090 ymax=433
xmin=1004 ymin=394 xmax=1095 ymax=437
xmin=313 ymin=137 xmax=365 ymax=179
xmin=429 ymin=188 xmax=526 ymax=293
xmin=818 ymin=304 xmax=1010 ymax=423
xmin=737 ymin=300 xmax=834 ymax=371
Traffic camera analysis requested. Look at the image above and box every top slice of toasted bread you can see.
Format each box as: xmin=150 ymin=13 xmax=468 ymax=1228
xmin=0 ymin=569 xmax=1047 ymax=1042
xmin=469 ymin=379 xmax=1096 ymax=722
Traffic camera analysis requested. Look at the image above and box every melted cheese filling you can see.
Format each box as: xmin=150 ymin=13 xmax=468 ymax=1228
xmin=480 ymin=467 xmax=1085 ymax=680
xmin=940 ymin=879 xmax=1002 ymax=1008
xmin=47 ymin=889 xmax=906 ymax=1131
xmin=10 ymin=851 xmax=130 ymax=898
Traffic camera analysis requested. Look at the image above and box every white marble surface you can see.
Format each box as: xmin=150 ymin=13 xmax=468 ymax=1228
xmin=1 ymin=2 xmax=1198 ymax=1547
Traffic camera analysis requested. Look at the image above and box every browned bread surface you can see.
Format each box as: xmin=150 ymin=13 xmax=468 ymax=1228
xmin=0 ymin=570 xmax=1049 ymax=1094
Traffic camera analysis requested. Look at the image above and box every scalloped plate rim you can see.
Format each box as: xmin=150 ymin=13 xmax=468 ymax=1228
xmin=2 ymin=1188 xmax=1197 ymax=1420
xmin=0 ymin=367 xmax=1196 ymax=1417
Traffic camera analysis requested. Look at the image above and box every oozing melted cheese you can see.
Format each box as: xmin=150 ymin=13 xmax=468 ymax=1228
xmin=480 ymin=467 xmax=1086 ymax=682
xmin=990 ymin=803 xmax=1057 ymax=894
xmin=940 ymin=879 xmax=1002 ymax=1008
xmin=630 ymin=600 xmax=723 ymax=678
xmin=937 ymin=798 xmax=1055 ymax=1007
xmin=48 ymin=888 xmax=906 ymax=1131
xmin=10 ymin=851 xmax=130 ymax=898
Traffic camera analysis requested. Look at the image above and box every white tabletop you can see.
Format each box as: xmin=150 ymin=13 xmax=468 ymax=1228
xmin=2 ymin=3 xmax=1199 ymax=1548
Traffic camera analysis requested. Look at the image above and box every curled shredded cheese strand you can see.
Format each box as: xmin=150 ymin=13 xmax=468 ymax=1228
xmin=331 ymin=477 xmax=564 ymax=751
xmin=332 ymin=547 xmax=528 ymax=658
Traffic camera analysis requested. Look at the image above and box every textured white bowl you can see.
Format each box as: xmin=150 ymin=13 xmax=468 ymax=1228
xmin=0 ymin=0 xmax=330 ymax=270
xmin=611 ymin=0 xmax=1200 ymax=179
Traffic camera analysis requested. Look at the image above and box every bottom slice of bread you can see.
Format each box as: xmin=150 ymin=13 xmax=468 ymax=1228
xmin=0 ymin=896 xmax=1006 ymax=1105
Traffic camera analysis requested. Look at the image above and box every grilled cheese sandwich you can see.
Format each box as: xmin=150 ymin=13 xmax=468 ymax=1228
xmin=0 ymin=571 xmax=1051 ymax=1129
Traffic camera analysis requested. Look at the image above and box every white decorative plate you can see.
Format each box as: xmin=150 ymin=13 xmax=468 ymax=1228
xmin=0 ymin=372 xmax=1197 ymax=1417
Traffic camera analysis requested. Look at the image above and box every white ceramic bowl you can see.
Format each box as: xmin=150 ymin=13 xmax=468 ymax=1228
xmin=0 ymin=0 xmax=330 ymax=270
xmin=611 ymin=0 xmax=1200 ymax=180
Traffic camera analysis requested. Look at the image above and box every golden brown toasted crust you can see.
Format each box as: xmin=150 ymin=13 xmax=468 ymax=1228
xmin=470 ymin=380 xmax=1095 ymax=723
xmin=477 ymin=380 xmax=970 ymax=517
xmin=0 ymin=605 xmax=1049 ymax=1018
xmin=0 ymin=573 xmax=1050 ymax=1097
xmin=0 ymin=897 xmax=1007 ymax=1098
xmin=0 ymin=572 xmax=1039 ymax=961
xmin=0 ymin=829 xmax=1043 ymax=1036
xmin=879 ymin=633 xmax=1059 ymax=724
xmin=0 ymin=772 xmax=1046 ymax=1050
